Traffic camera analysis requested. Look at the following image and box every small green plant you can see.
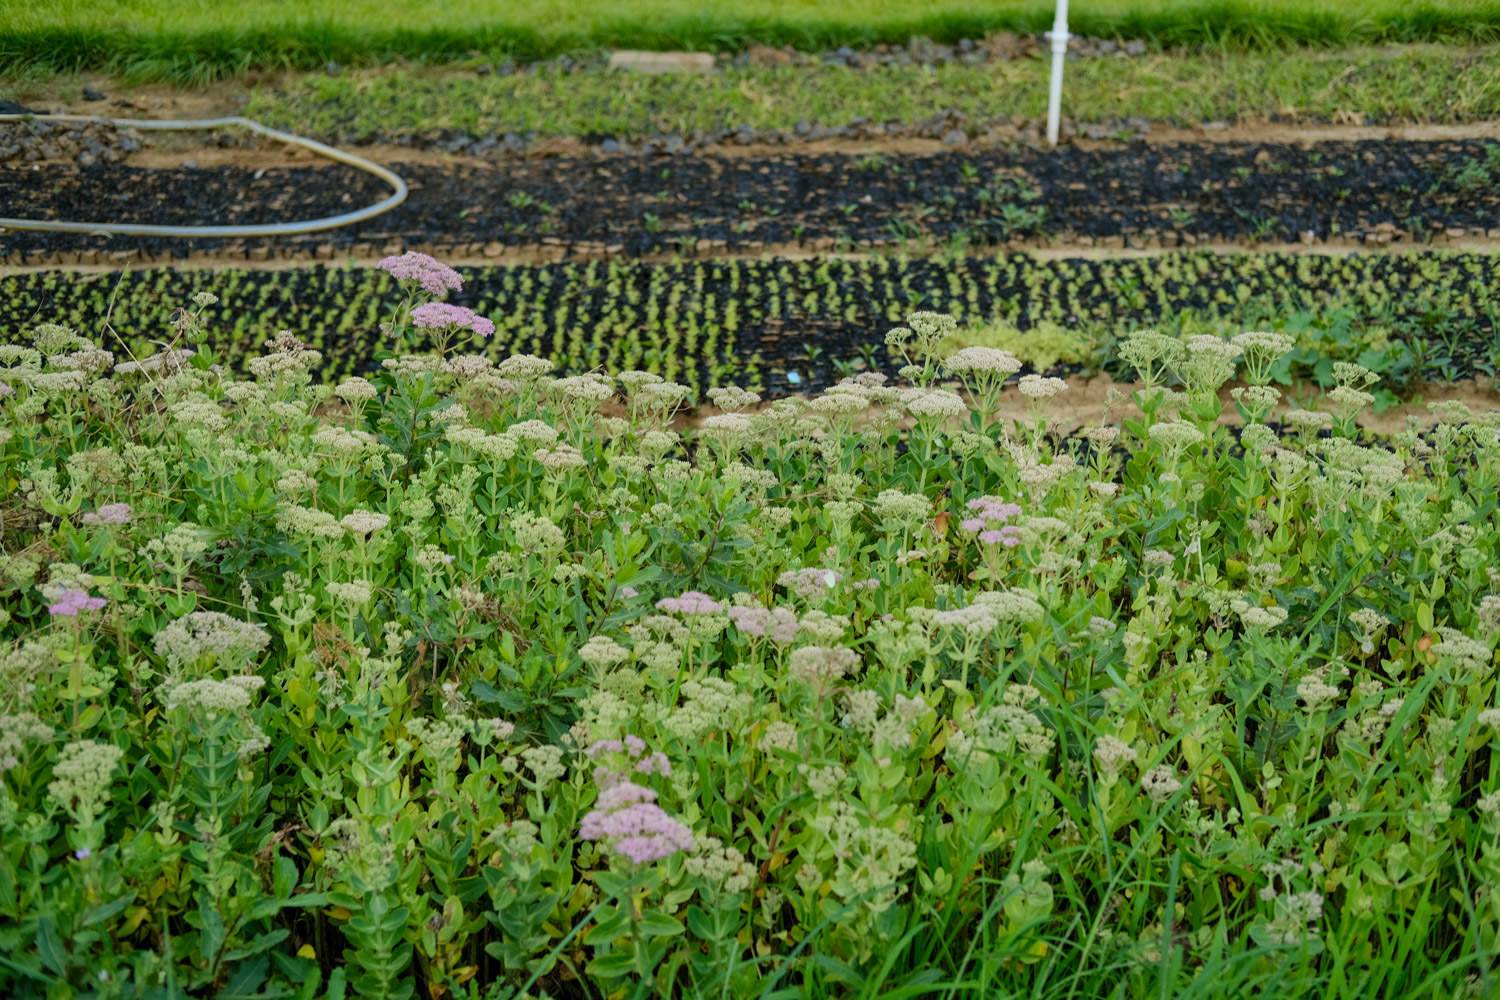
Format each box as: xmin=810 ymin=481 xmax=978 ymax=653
xmin=1444 ymin=143 xmax=1500 ymax=192
xmin=938 ymin=318 xmax=1099 ymax=372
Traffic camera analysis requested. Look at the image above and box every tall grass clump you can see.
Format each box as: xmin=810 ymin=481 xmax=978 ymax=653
xmin=1 ymin=267 xmax=1499 ymax=997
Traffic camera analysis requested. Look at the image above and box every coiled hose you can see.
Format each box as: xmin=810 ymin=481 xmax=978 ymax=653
xmin=0 ymin=113 xmax=407 ymax=237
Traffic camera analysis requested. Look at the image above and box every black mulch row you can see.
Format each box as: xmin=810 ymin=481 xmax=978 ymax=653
xmin=3 ymin=140 xmax=1498 ymax=262
xmin=5 ymin=253 xmax=1498 ymax=392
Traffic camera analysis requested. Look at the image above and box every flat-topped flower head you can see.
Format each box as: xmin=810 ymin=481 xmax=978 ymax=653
xmin=496 ymin=354 xmax=555 ymax=380
xmin=377 ymin=251 xmax=463 ymax=297
xmin=1018 ymin=374 xmax=1068 ymax=400
xmin=579 ymin=779 xmax=694 ymax=865
xmin=409 ymin=303 xmax=495 ymax=338
xmin=902 ymin=387 xmax=968 ymax=419
xmin=944 ymin=346 xmax=1022 ymax=378
xmin=48 ymin=588 xmax=107 ymax=617
xmin=81 ymin=503 xmax=132 ymax=526
xmin=657 ymin=591 xmax=724 ymax=615
xmin=963 ymin=496 xmax=1024 ymax=546
xmin=729 ymin=603 xmax=799 ymax=644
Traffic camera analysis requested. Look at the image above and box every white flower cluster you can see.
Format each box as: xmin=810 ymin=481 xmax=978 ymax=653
xmin=1092 ymin=735 xmax=1137 ymax=782
xmin=788 ymin=645 xmax=860 ymax=691
xmin=162 ymin=674 xmax=265 ymax=714
xmin=684 ymin=836 xmax=757 ymax=893
xmin=153 ymin=611 xmax=271 ymax=669
xmin=665 ymin=678 xmax=753 ymax=742
xmin=47 ymin=739 xmax=124 ymax=824
xmin=943 ymin=345 xmax=1021 ymax=380
xmin=902 ymin=387 xmax=968 ymax=419
xmin=707 ymin=385 xmax=762 ymax=411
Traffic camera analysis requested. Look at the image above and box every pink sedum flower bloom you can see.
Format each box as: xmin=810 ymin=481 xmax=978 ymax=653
xmin=964 ymin=496 xmax=1024 ymax=546
xmin=409 ymin=303 xmax=496 ymax=338
xmin=979 ymin=526 xmax=1023 ymax=547
xmin=966 ymin=497 xmax=1022 ymax=521
xmin=656 ymin=591 xmax=723 ymax=615
xmin=377 ymin=251 xmax=463 ymax=297
xmin=729 ymin=604 xmax=799 ymax=644
xmin=49 ymin=588 xmax=107 ymax=617
xmin=81 ymin=503 xmax=132 ymax=526
xmin=634 ymin=751 xmax=671 ymax=776
xmin=579 ymin=780 xmax=694 ymax=865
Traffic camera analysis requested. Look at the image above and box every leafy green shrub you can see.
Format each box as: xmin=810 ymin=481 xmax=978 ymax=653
xmin=936 ymin=317 xmax=1099 ymax=372
xmin=2 ymin=288 xmax=1500 ymax=997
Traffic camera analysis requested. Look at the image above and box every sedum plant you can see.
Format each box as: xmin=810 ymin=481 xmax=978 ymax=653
xmin=0 ymin=290 xmax=1499 ymax=998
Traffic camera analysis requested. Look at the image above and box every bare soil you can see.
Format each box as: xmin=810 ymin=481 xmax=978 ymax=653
xmin=6 ymin=138 xmax=1500 ymax=266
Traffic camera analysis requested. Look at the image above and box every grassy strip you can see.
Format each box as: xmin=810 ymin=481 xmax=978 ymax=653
xmin=237 ymin=46 xmax=1500 ymax=140
xmin=5 ymin=0 xmax=1500 ymax=81
xmin=5 ymin=252 xmax=1498 ymax=396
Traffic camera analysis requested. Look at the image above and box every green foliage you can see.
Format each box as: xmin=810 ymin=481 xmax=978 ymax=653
xmin=225 ymin=45 xmax=1500 ymax=143
xmin=6 ymin=0 xmax=1500 ymax=82
xmin=3 ymin=251 xmax=1497 ymax=394
xmin=1 ymin=299 xmax=1500 ymax=997
xmin=939 ymin=317 xmax=1099 ymax=371
xmin=1442 ymin=141 xmax=1500 ymax=192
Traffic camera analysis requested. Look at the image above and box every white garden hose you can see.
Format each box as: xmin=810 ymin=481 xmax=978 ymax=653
xmin=0 ymin=113 xmax=407 ymax=237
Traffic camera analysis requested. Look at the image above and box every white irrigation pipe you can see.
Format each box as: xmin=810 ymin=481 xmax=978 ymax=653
xmin=1045 ymin=0 xmax=1071 ymax=147
xmin=0 ymin=114 xmax=407 ymax=237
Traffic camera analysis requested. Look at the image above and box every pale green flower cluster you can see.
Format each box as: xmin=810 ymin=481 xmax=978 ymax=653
xmin=47 ymin=739 xmax=123 ymax=825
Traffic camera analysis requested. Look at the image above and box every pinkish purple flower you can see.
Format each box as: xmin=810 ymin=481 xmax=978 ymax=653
xmin=979 ymin=526 xmax=1023 ymax=547
xmin=409 ymin=303 xmax=496 ymax=338
xmin=377 ymin=251 xmax=463 ymax=297
xmin=587 ymin=738 xmax=626 ymax=758
xmin=966 ymin=497 xmax=1023 ymax=521
xmin=633 ymin=751 xmax=671 ymax=776
xmin=620 ymin=586 xmax=639 ymax=599
xmin=81 ymin=503 xmax=132 ymax=526
xmin=729 ymin=604 xmax=799 ymax=644
xmin=579 ymin=780 xmax=694 ymax=865
xmin=656 ymin=591 xmax=723 ymax=615
xmin=963 ymin=497 xmax=1024 ymax=546
xmin=49 ymin=589 xmax=106 ymax=617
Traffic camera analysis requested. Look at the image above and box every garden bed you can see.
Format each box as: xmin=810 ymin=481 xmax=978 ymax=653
xmin=5 ymin=139 xmax=1499 ymax=265
xmin=7 ymin=252 xmax=1498 ymax=394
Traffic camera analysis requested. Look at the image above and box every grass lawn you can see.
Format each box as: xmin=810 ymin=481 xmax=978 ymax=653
xmin=238 ymin=44 xmax=1500 ymax=140
xmin=5 ymin=0 xmax=1500 ymax=80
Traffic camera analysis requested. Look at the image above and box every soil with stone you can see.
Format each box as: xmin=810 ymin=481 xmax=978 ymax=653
xmin=4 ymin=139 xmax=1498 ymax=265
